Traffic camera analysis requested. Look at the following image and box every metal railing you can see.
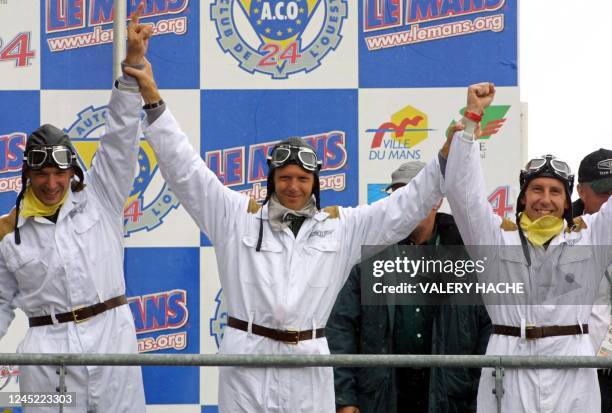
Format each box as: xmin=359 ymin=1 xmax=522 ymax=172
xmin=1 ymin=353 xmax=611 ymax=413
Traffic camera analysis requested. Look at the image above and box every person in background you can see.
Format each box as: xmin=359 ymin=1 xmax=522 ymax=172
xmin=327 ymin=161 xmax=491 ymax=413
xmin=574 ymin=148 xmax=612 ymax=413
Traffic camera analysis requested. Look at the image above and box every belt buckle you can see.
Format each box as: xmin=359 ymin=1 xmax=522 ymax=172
xmin=283 ymin=329 xmax=300 ymax=345
xmin=525 ymin=324 xmax=536 ymax=340
xmin=71 ymin=305 xmax=91 ymax=324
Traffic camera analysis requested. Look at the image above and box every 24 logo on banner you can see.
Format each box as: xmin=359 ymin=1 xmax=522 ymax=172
xmin=211 ymin=0 xmax=348 ymax=79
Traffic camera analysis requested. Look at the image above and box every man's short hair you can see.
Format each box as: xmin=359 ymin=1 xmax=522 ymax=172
xmin=578 ymin=148 xmax=612 ymax=194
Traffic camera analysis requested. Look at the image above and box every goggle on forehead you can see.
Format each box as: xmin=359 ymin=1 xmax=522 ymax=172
xmin=268 ymin=144 xmax=321 ymax=172
xmin=25 ymin=145 xmax=76 ymax=170
xmin=523 ymin=155 xmax=572 ymax=179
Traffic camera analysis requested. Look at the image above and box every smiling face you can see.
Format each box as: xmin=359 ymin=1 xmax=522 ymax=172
xmin=27 ymin=167 xmax=73 ymax=205
xmin=273 ymin=164 xmax=315 ymax=211
xmin=521 ymin=177 xmax=568 ymax=220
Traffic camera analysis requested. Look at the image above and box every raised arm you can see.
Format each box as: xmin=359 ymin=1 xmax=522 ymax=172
xmin=125 ymin=62 xmax=248 ymax=244
xmin=341 ymin=155 xmax=444 ymax=267
xmin=585 ymin=197 xmax=612 ymax=278
xmin=85 ymin=7 xmax=148 ymax=214
xmin=587 ymin=196 xmax=612 ymax=246
xmin=444 ymin=83 xmax=503 ymax=246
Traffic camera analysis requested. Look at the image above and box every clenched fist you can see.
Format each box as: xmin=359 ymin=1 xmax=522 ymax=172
xmin=466 ymin=82 xmax=495 ymax=115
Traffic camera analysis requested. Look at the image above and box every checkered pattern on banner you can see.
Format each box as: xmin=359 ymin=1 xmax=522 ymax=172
xmin=0 ymin=1 xmax=519 ymax=411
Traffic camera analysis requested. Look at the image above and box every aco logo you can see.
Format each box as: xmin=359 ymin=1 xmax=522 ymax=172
xmin=66 ymin=105 xmax=180 ymax=236
xmin=211 ymin=0 xmax=348 ymax=79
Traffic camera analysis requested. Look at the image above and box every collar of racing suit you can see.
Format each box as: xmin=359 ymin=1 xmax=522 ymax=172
xmin=267 ymin=193 xmax=317 ymax=235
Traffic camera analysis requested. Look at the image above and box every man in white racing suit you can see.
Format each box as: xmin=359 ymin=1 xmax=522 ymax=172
xmin=124 ymin=55 xmax=446 ymax=412
xmin=442 ymin=83 xmax=612 ymax=413
xmin=0 ymin=9 xmax=152 ymax=413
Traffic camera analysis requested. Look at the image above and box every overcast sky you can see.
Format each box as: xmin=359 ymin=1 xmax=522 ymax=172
xmin=520 ymin=0 xmax=611 ymax=174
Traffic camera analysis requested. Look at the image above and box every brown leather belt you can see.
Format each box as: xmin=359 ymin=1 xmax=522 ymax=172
xmin=492 ymin=323 xmax=588 ymax=340
xmin=29 ymin=295 xmax=128 ymax=327
xmin=228 ymin=316 xmax=325 ymax=345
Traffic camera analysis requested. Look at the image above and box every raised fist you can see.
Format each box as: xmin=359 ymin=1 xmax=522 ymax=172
xmin=466 ymin=82 xmax=495 ymax=114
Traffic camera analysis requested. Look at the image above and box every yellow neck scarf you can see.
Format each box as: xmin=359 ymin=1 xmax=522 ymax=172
xmin=20 ymin=186 xmax=69 ymax=218
xmin=519 ymin=212 xmax=564 ymax=246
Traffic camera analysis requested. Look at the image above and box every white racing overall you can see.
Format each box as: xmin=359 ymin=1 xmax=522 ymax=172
xmin=0 ymin=87 xmax=145 ymax=412
xmin=144 ymin=108 xmax=445 ymax=412
xmin=445 ymin=132 xmax=612 ymax=413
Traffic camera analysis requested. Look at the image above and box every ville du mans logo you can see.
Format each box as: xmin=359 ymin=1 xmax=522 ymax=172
xmin=367 ymin=105 xmax=432 ymax=161
xmin=211 ymin=0 xmax=348 ymax=79
xmin=66 ymin=105 xmax=180 ymax=236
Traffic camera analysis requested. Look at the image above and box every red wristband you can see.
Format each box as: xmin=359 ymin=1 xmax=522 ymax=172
xmin=464 ymin=111 xmax=483 ymax=123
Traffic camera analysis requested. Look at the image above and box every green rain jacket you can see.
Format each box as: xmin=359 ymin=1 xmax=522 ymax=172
xmin=327 ymin=213 xmax=492 ymax=413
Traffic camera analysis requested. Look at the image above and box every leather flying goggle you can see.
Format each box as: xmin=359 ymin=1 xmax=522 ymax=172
xmin=25 ymin=145 xmax=75 ymax=170
xmin=524 ymin=155 xmax=572 ymax=179
xmin=268 ymin=144 xmax=321 ymax=172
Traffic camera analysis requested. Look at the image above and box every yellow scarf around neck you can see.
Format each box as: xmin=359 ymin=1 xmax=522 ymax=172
xmin=519 ymin=212 xmax=564 ymax=246
xmin=20 ymin=186 xmax=68 ymax=218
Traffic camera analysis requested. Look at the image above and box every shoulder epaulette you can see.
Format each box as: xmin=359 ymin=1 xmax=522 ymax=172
xmin=247 ymin=198 xmax=262 ymax=214
xmin=323 ymin=206 xmax=340 ymax=219
xmin=566 ymin=216 xmax=588 ymax=233
xmin=500 ymin=218 xmax=518 ymax=231
xmin=0 ymin=209 xmax=17 ymax=241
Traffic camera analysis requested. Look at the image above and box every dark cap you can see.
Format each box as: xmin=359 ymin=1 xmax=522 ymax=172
xmin=26 ymin=124 xmax=75 ymax=153
xmin=578 ymin=148 xmax=612 ymax=193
